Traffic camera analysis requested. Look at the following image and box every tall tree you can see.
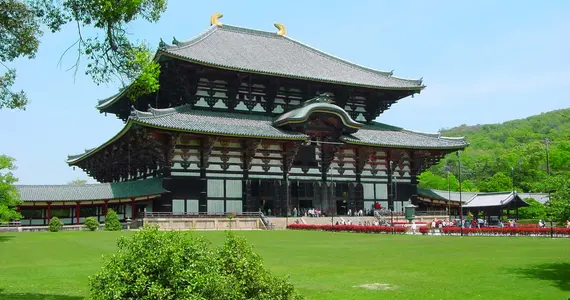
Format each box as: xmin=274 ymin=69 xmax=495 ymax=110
xmin=1 ymin=0 xmax=168 ymax=221
xmin=0 ymin=155 xmax=22 ymax=222
xmin=1 ymin=0 xmax=167 ymax=110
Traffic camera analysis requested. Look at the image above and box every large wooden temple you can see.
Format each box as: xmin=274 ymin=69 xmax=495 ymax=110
xmin=15 ymin=14 xmax=468 ymax=225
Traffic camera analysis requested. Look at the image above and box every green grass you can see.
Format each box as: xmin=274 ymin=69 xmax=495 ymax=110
xmin=0 ymin=231 xmax=569 ymax=300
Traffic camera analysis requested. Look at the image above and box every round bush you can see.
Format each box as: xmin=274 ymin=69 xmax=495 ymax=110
xmin=104 ymin=209 xmax=121 ymax=231
xmin=48 ymin=217 xmax=63 ymax=232
xmin=84 ymin=216 xmax=99 ymax=231
xmin=90 ymin=225 xmax=303 ymax=299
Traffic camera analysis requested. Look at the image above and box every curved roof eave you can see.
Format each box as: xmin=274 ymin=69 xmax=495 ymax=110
xmin=340 ymin=138 xmax=469 ymax=150
xmin=67 ymin=121 xmax=135 ymax=165
xmin=273 ymin=103 xmax=363 ymax=130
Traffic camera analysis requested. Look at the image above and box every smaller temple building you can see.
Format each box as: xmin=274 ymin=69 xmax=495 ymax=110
xmin=15 ymin=179 xmax=166 ymax=225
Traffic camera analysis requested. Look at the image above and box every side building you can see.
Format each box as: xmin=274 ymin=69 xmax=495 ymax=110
xmin=15 ymin=14 xmax=468 ymax=225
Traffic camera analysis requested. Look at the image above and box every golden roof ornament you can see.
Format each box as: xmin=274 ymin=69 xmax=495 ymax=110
xmin=210 ymin=12 xmax=223 ymax=26
xmin=274 ymin=23 xmax=286 ymax=36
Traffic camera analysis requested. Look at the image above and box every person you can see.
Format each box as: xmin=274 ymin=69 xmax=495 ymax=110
xmin=411 ymin=221 xmax=417 ymax=234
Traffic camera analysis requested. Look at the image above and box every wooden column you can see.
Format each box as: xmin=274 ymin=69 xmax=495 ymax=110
xmin=386 ymin=151 xmax=394 ymax=212
xmin=131 ymin=198 xmax=136 ymax=219
xmin=46 ymin=202 xmax=52 ymax=225
xmin=75 ymin=202 xmax=81 ymax=225
xmin=103 ymin=200 xmax=108 ymax=216
xmin=409 ymin=151 xmax=419 ymax=206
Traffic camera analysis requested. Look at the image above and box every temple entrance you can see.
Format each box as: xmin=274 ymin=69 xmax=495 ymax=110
xmin=336 ymin=200 xmax=347 ymax=215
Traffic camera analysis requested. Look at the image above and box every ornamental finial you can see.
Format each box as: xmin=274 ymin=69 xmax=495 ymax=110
xmin=274 ymin=23 xmax=286 ymax=36
xmin=158 ymin=38 xmax=167 ymax=49
xmin=210 ymin=12 xmax=223 ymax=26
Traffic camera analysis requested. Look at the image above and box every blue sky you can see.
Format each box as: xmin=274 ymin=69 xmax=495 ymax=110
xmin=1 ymin=0 xmax=569 ymax=184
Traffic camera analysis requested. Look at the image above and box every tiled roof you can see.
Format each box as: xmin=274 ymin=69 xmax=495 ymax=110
xmin=429 ymin=190 xmax=477 ymax=203
xmin=15 ymin=178 xmax=167 ymax=202
xmin=342 ymin=123 xmax=468 ymax=149
xmin=131 ymin=105 xmax=308 ymax=139
xmin=417 ymin=187 xmax=450 ymax=201
xmin=68 ymin=107 xmax=466 ymax=165
xmin=463 ymin=192 xmax=529 ymax=208
xmin=161 ymin=24 xmax=424 ymax=90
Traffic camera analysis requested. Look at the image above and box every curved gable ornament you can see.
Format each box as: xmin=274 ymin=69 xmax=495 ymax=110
xmin=273 ymin=94 xmax=363 ymax=134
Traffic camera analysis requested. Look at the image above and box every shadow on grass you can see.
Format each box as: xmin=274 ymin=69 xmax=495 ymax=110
xmin=509 ymin=262 xmax=570 ymax=291
xmin=0 ymin=289 xmax=83 ymax=300
xmin=0 ymin=235 xmax=14 ymax=243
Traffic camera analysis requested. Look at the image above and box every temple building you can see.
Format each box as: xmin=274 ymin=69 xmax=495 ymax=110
xmin=15 ymin=14 xmax=468 ymax=225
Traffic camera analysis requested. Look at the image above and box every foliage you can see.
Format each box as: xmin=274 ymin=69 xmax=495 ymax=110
xmin=517 ymin=198 xmax=546 ymax=220
xmin=0 ymin=0 xmax=167 ymax=110
xmin=418 ymin=171 xmax=478 ymax=192
xmin=104 ymin=209 xmax=121 ymax=231
xmin=48 ymin=216 xmax=63 ymax=232
xmin=89 ymin=225 xmax=303 ymax=300
xmin=84 ymin=216 xmax=99 ymax=231
xmin=68 ymin=179 xmax=87 ymax=185
xmin=422 ymin=109 xmax=570 ymax=199
xmin=0 ymin=155 xmax=22 ymax=223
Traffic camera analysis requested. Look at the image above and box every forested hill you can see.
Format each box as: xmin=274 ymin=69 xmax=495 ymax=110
xmin=420 ymin=108 xmax=570 ymax=197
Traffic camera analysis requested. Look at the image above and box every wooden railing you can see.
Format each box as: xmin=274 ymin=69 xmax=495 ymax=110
xmin=142 ymin=212 xmax=262 ymax=218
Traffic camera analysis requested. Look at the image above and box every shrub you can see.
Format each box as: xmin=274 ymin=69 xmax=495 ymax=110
xmin=104 ymin=209 xmax=121 ymax=231
xmin=84 ymin=216 xmax=99 ymax=231
xmin=48 ymin=217 xmax=63 ymax=232
xmin=89 ymin=225 xmax=303 ymax=299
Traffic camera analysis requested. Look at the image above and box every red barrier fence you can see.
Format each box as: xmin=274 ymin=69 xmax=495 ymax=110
xmin=287 ymin=224 xmax=407 ymax=233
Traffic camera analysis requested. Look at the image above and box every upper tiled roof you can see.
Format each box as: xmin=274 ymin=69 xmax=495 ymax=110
xmin=16 ymin=178 xmax=167 ymax=202
xmin=342 ymin=123 xmax=468 ymax=149
xmin=160 ymin=24 xmax=424 ymax=90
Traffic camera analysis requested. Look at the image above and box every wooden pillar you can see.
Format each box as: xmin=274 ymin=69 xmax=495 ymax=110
xmin=103 ymin=200 xmax=108 ymax=216
xmin=131 ymin=198 xmax=136 ymax=219
xmin=386 ymin=151 xmax=394 ymax=212
xmin=46 ymin=202 xmax=52 ymax=225
xmin=409 ymin=151 xmax=419 ymax=206
xmin=75 ymin=202 xmax=81 ymax=225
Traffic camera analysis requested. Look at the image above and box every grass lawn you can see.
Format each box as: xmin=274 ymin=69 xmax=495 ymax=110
xmin=0 ymin=231 xmax=569 ymax=300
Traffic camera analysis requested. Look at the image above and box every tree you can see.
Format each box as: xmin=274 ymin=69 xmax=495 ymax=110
xmin=104 ymin=208 xmax=121 ymax=231
xmin=90 ymin=225 xmax=303 ymax=299
xmin=0 ymin=155 xmax=22 ymax=223
xmin=68 ymin=179 xmax=87 ymax=185
xmin=518 ymin=198 xmax=546 ymax=220
xmin=478 ymin=172 xmax=513 ymax=192
xmin=1 ymin=0 xmax=167 ymax=110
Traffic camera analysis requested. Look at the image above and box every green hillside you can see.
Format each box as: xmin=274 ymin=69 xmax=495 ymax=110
xmin=419 ymin=108 xmax=570 ymax=221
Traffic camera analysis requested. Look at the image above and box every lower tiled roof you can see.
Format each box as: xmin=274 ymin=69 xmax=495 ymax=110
xmin=68 ymin=107 xmax=467 ymax=164
xmin=132 ymin=105 xmax=308 ymax=139
xmin=16 ymin=178 xmax=167 ymax=202
xmin=341 ymin=123 xmax=468 ymax=149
